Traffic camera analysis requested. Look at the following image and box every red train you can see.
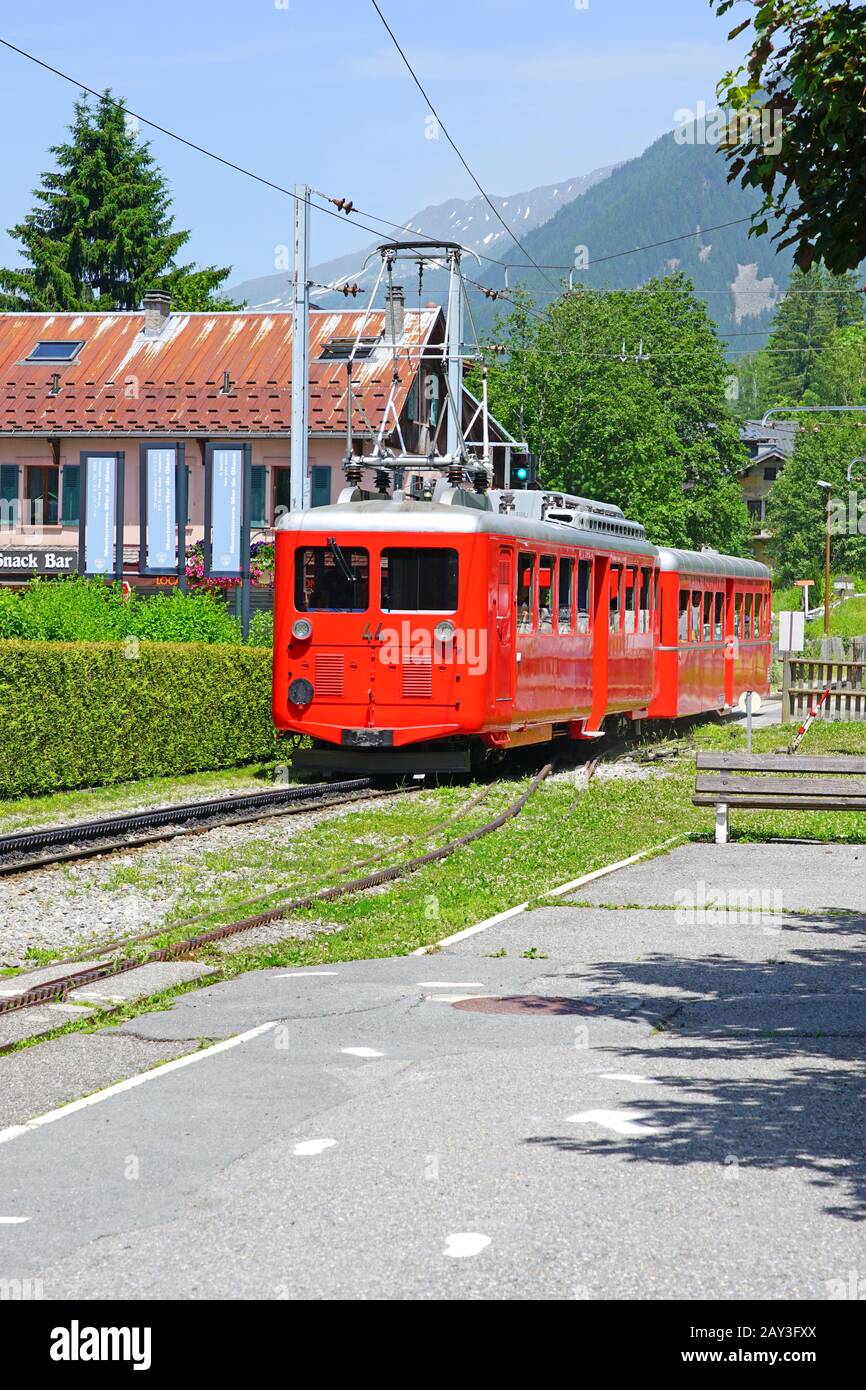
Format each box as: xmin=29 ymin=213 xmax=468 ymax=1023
xmin=272 ymin=487 xmax=772 ymax=773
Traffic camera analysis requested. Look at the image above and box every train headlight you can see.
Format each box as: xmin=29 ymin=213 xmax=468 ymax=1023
xmin=434 ymin=620 xmax=456 ymax=645
xmin=288 ymin=678 xmax=314 ymax=707
xmin=292 ymin=618 xmax=313 ymax=641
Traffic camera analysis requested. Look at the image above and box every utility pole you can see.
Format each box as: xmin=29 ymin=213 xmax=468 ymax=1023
xmin=446 ymin=247 xmax=463 ymax=460
xmin=818 ymin=480 xmax=832 ymax=636
xmin=291 ymin=183 xmax=311 ymax=512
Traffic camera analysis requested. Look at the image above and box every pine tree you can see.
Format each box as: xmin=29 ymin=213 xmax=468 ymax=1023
xmin=761 ymin=266 xmax=864 ymax=405
xmin=0 ymin=90 xmax=238 ymax=311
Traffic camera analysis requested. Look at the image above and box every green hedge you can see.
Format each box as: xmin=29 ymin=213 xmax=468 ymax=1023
xmin=0 ymin=640 xmax=278 ymax=797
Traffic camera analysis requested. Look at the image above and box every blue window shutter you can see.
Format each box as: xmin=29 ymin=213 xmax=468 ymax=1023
xmin=250 ymin=466 xmax=267 ymax=527
xmin=61 ymin=464 xmax=80 ymax=524
xmin=311 ymin=465 xmax=331 ymax=508
xmin=1 ymin=463 xmax=18 ymax=506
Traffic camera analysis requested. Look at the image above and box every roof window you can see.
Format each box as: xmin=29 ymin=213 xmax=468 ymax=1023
xmin=319 ymin=335 xmax=381 ymax=361
xmin=26 ymin=340 xmax=84 ymax=363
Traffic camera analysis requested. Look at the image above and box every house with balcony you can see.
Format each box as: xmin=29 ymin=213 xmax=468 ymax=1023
xmin=738 ymin=419 xmax=798 ymax=566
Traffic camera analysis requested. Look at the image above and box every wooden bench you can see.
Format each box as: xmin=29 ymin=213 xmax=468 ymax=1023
xmin=694 ymin=752 xmax=866 ymax=844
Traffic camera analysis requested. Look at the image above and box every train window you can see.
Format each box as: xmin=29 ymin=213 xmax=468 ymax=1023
xmin=754 ymin=593 xmax=763 ymax=638
xmin=678 ymin=589 xmax=689 ymax=642
xmin=538 ymin=556 xmax=555 ymax=634
xmin=624 ymin=567 xmax=638 ymax=634
xmin=295 ymin=545 xmax=369 ymax=612
xmin=714 ymin=591 xmax=724 ymax=641
xmin=517 ymin=553 xmax=534 ymax=632
xmin=691 ymin=590 xmax=702 ymax=643
xmin=744 ymin=594 xmax=753 ymax=639
xmin=734 ymin=593 xmax=742 ymax=639
xmin=638 ymin=568 xmax=651 ymax=634
xmin=577 ymin=559 xmax=591 ymax=634
xmin=380 ymin=547 xmax=458 ymax=612
xmin=703 ymin=592 xmax=713 ymax=643
xmin=609 ymin=565 xmax=622 ymax=632
xmin=558 ymin=557 xmax=574 ymax=634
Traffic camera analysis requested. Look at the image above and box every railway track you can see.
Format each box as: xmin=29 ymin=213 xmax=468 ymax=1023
xmin=0 ymin=763 xmax=555 ymax=1024
xmin=0 ymin=778 xmax=382 ymax=877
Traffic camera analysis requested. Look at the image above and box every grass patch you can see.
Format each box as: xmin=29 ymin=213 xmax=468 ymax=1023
xmin=0 ymin=762 xmax=279 ymax=833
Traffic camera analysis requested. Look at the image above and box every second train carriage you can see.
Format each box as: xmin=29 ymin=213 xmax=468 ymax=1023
xmin=272 ymin=489 xmax=772 ymax=773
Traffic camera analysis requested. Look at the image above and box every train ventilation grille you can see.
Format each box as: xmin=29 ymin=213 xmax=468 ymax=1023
xmin=314 ymin=653 xmax=344 ymax=698
xmin=402 ymin=657 xmax=433 ymax=698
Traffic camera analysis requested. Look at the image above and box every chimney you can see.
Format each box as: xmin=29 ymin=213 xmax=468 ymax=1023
xmin=142 ymin=290 xmax=171 ymax=337
xmin=385 ymin=283 xmax=405 ymax=341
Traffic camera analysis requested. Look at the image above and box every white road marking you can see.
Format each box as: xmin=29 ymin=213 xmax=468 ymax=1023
xmin=340 ymin=1047 xmax=384 ymax=1058
xmin=0 ymin=1217 xmax=31 ymax=1224
xmin=567 ymin=1109 xmax=661 ymax=1137
xmin=412 ymin=907 xmax=528 ymax=955
xmin=413 ymin=836 xmax=687 ymax=954
xmin=276 ymin=972 xmax=338 ymax=978
xmin=0 ymin=1021 xmax=279 ymax=1147
xmin=417 ymin=981 xmax=485 ymax=988
xmin=423 ymin=994 xmax=492 ymax=1004
xmin=598 ymin=1073 xmax=660 ymax=1085
xmin=444 ymin=1232 xmax=491 ymax=1259
xmin=293 ymin=1138 xmax=337 ymax=1156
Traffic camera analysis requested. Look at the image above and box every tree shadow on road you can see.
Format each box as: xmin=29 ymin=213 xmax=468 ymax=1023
xmin=526 ymin=944 xmax=866 ymax=1222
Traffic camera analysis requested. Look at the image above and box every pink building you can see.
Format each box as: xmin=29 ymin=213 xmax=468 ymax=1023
xmin=0 ymin=295 xmax=526 ymax=587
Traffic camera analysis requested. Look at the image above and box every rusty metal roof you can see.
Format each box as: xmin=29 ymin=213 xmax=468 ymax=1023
xmin=0 ymin=308 xmax=442 ymax=435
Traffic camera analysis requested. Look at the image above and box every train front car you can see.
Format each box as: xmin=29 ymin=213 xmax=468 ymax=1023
xmin=648 ymin=549 xmax=772 ymax=719
xmin=273 ymin=500 xmax=494 ymax=774
xmin=272 ymin=490 xmax=662 ymax=774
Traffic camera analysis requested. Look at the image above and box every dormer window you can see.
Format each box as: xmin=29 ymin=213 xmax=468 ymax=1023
xmin=26 ymin=340 xmax=84 ymax=364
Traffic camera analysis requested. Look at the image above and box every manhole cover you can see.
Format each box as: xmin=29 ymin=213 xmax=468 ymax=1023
xmin=452 ymin=995 xmax=601 ymax=1016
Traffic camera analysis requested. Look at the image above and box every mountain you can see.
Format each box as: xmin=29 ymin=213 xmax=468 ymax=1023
xmin=228 ymin=130 xmax=796 ymax=351
xmin=469 ymin=130 xmax=794 ymax=347
xmin=226 ymin=167 xmax=615 ymax=310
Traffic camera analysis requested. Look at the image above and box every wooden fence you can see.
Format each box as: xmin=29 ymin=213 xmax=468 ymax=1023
xmin=781 ymin=656 xmax=866 ymax=724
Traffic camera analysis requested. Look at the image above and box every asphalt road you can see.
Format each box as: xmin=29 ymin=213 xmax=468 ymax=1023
xmin=1 ymin=841 xmax=864 ymax=1300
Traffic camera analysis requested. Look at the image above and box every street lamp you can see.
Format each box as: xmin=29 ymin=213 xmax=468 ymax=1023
xmin=817 ymin=480 xmax=832 ymax=636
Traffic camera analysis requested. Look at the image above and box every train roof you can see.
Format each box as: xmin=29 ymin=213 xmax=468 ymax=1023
xmin=277 ymin=499 xmax=659 ymax=557
xmin=658 ymin=547 xmax=771 ymax=580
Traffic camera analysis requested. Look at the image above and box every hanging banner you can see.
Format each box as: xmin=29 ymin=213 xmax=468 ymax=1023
xmin=79 ymin=453 xmax=124 ymax=579
xmin=139 ymin=444 xmax=187 ymax=576
xmin=205 ymin=445 xmax=251 ymax=579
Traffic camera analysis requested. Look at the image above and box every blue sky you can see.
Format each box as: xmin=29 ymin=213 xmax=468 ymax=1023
xmin=0 ymin=0 xmax=748 ymax=287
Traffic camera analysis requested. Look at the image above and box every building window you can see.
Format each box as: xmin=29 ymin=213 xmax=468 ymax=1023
xmin=318 ymin=336 xmax=380 ymax=361
xmin=763 ymin=465 xmax=778 ymax=481
xmin=274 ymin=467 xmax=291 ymax=519
xmin=25 ymin=340 xmax=84 ymax=364
xmin=26 ymin=465 xmax=59 ymax=525
xmin=61 ymin=464 xmax=80 ymax=525
xmin=1 ymin=464 xmax=20 ymax=531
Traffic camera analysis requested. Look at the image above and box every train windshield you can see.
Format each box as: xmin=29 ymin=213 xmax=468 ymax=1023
xmin=295 ymin=544 xmax=370 ymax=611
xmin=380 ymin=548 xmax=458 ymax=612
